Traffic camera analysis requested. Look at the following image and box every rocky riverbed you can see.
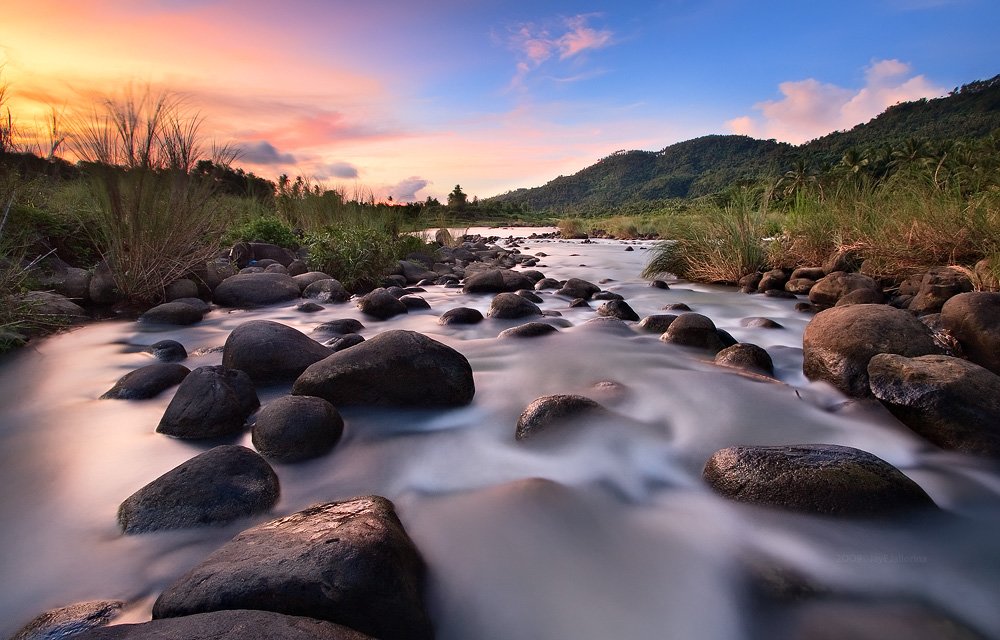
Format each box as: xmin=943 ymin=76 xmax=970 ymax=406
xmin=2 ymin=229 xmax=999 ymax=640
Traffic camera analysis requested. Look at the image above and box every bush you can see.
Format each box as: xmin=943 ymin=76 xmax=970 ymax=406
xmin=305 ymin=226 xmax=400 ymax=292
xmin=224 ymin=215 xmax=298 ymax=248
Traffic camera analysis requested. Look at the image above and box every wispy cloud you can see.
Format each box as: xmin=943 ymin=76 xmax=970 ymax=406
xmin=727 ymin=59 xmax=945 ymax=144
xmin=385 ymin=176 xmax=430 ymax=202
xmin=507 ymin=14 xmax=614 ymax=90
xmin=238 ymin=140 xmax=296 ymax=165
xmin=315 ymin=161 xmax=360 ymax=180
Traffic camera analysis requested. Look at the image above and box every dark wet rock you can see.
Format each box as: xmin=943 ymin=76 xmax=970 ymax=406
xmin=293 ymin=271 xmax=334 ymax=291
xmin=664 ymin=302 xmax=692 ymax=311
xmin=906 ymin=266 xmax=973 ymax=315
xmin=252 ymin=396 xmax=344 ymax=463
xmin=312 ymin=318 xmax=365 ymax=336
xmin=497 ymin=322 xmax=559 ymax=339
xmin=795 ymin=302 xmax=818 ymax=313
xmin=784 ymin=278 xmax=816 ymax=295
xmin=293 ymin=330 xmax=474 ymax=407
xmin=172 ymin=297 xmax=211 ymax=314
xmin=438 ymin=307 xmax=484 ymax=325
xmin=740 ymin=317 xmax=783 ymax=329
xmin=223 ymin=320 xmax=331 ymax=384
xmin=791 ymin=266 xmax=826 ymax=281
xmin=592 ymin=291 xmax=624 ymax=301
xmin=835 ymin=288 xmax=885 ymax=306
xmin=516 ymin=289 xmax=543 ymax=303
xmin=597 ymin=299 xmax=639 ymax=321
xmin=638 ymin=314 xmax=677 ymax=333
xmin=624 ymin=245 xmax=634 ymax=251
xmin=398 ymin=260 xmax=439 ymax=284
xmin=101 ymin=363 xmax=191 ymax=400
xmin=157 ymin=366 xmax=259 ymax=439
xmin=739 ymin=272 xmax=763 ymax=294
xmin=803 ymin=304 xmax=942 ymax=398
xmin=822 ymin=249 xmax=862 ymax=274
xmin=239 ymin=266 xmax=265 ymax=274
xmin=786 ymin=599 xmax=987 ymax=640
xmin=321 ymin=333 xmax=365 ymax=352
xmin=75 ymin=610 xmax=375 ymax=640
xmin=515 ymin=394 xmax=607 ymax=440
xmin=118 ymin=445 xmax=279 ymax=534
xmin=214 ymin=273 xmax=301 ymax=308
xmin=296 ymin=301 xmax=324 ymax=313
xmin=487 ymin=292 xmax=541 ymax=319
xmin=462 ymin=268 xmax=534 ymax=293
xmin=203 ymin=259 xmax=238 ymax=291
xmin=660 ymin=313 xmax=725 ymax=353
xmin=384 ymin=285 xmax=409 ymax=299
xmin=577 ymin=316 xmax=635 ymax=335
xmin=808 ymin=271 xmax=883 ymax=308
xmin=554 ymin=277 xmax=601 ymax=300
xmin=757 ymin=268 xmax=790 ymax=293
xmin=765 ymin=289 xmax=798 ymax=299
xmin=164 ymin=278 xmax=199 ymax=301
xmin=138 ymin=301 xmax=205 ymax=326
xmin=649 ymin=280 xmax=671 ymax=289
xmin=356 ymin=288 xmax=407 ymax=320
xmin=569 ymin=298 xmax=590 ymax=308
xmin=940 ymin=292 xmax=1000 ymax=375
xmin=33 ymin=265 xmax=92 ymax=301
xmin=534 ymin=277 xmax=562 ymax=290
xmin=22 ymin=291 xmax=87 ymax=322
xmin=10 ymin=600 xmax=125 ymax=640
xmin=714 ymin=343 xmax=775 ymax=377
xmin=146 ymin=340 xmax=187 ymax=362
xmin=151 ymin=496 xmax=432 ymax=640
xmin=399 ymin=295 xmax=431 ymax=310
xmin=703 ymin=444 xmax=936 ymax=516
xmin=303 ymin=278 xmax=351 ymax=303
xmin=287 ymin=259 xmax=309 ymax=277
xmin=868 ymin=354 xmax=1000 ymax=457
xmin=230 ymin=242 xmax=297 ymax=268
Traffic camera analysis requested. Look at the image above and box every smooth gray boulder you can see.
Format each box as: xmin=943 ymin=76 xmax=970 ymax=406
xmin=101 ymin=363 xmax=190 ymax=400
xmin=487 ymin=292 xmax=541 ymax=319
xmin=293 ymin=330 xmax=474 ymax=407
xmin=213 ymin=273 xmax=301 ymax=308
xmin=940 ymin=292 xmax=1000 ymax=375
xmin=252 ymin=396 xmax=344 ymax=463
xmin=802 ymin=304 xmax=941 ymax=398
xmin=157 ymin=366 xmax=259 ymax=439
xmin=222 ymin=320 xmax=331 ymax=384
xmin=869 ymin=354 xmax=1000 ymax=457
xmin=151 ymin=496 xmax=433 ymax=640
xmin=117 ymin=445 xmax=279 ymax=534
xmin=438 ymin=307 xmax=484 ymax=325
xmin=73 ymin=610 xmax=374 ymax=640
xmin=703 ymin=444 xmax=936 ymax=516
xmin=515 ymin=394 xmax=607 ymax=441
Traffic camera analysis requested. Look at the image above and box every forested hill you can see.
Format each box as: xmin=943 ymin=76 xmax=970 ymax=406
xmin=487 ymin=74 xmax=1000 ymax=213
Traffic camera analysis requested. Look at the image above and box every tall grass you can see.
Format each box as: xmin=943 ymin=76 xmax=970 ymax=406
xmin=71 ymin=90 xmax=227 ymax=303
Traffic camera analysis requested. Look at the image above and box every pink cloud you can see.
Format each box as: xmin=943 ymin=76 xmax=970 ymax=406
xmin=726 ymin=60 xmax=946 ymax=143
xmin=508 ymin=14 xmax=613 ymax=89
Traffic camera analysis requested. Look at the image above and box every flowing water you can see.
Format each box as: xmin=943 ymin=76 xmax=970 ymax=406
xmin=1 ymin=228 xmax=998 ymax=638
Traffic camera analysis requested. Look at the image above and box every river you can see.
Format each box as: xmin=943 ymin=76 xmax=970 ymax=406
xmin=1 ymin=228 xmax=998 ymax=638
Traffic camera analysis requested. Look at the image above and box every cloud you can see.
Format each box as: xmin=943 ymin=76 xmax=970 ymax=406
xmin=386 ymin=176 xmax=430 ymax=202
xmin=315 ymin=161 xmax=360 ymax=179
xmin=238 ymin=140 xmax=296 ymax=164
xmin=507 ymin=14 xmax=613 ymax=89
xmin=726 ymin=60 xmax=945 ymax=144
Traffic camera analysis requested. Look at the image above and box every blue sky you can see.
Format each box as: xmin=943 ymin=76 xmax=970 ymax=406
xmin=3 ymin=0 xmax=998 ymax=200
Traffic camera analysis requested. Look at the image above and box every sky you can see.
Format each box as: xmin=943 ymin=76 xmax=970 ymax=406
xmin=2 ymin=0 xmax=998 ymax=202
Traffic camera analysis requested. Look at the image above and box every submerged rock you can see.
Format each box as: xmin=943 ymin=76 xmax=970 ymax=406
xmin=101 ymin=363 xmax=191 ymax=400
xmin=357 ymin=288 xmax=408 ymax=320
xmin=222 ymin=320 xmax=331 ymax=384
xmin=438 ymin=307 xmax=484 ymax=325
xmin=515 ymin=394 xmax=607 ymax=441
xmin=137 ymin=301 xmax=206 ymax=326
xmin=151 ymin=496 xmax=433 ymax=640
xmin=714 ymin=343 xmax=774 ymax=377
xmin=597 ymin=299 xmax=640 ymax=321
xmin=157 ymin=366 xmax=259 ymax=439
xmin=497 ymin=322 xmax=559 ymax=339
xmin=487 ymin=292 xmax=541 ymax=319
xmin=145 ymin=339 xmax=187 ymax=362
xmin=75 ymin=610 xmax=375 ymax=640
xmin=117 ymin=445 xmax=279 ymax=534
xmin=660 ymin=313 xmax=725 ymax=353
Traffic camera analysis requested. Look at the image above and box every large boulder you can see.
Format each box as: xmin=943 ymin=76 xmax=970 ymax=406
xmin=906 ymin=266 xmax=973 ymax=315
xmin=302 ymin=278 xmax=351 ymax=303
xmin=223 ymin=320 xmax=331 ymax=384
xmin=164 ymin=278 xmax=200 ymax=301
xmin=213 ymin=273 xmax=301 ymax=308
xmin=438 ymin=307 xmax=484 ymax=325
xmin=714 ymin=343 xmax=774 ymax=377
xmin=596 ymin=299 xmax=640 ymax=321
xmin=356 ymin=288 xmax=408 ymax=320
xmin=940 ymin=292 xmax=1000 ymax=375
xmin=703 ymin=444 xmax=936 ymax=516
xmin=101 ymin=363 xmax=191 ymax=400
xmin=462 ymin=268 xmax=534 ymax=294
xmin=293 ymin=330 xmax=474 ymax=407
xmin=292 ymin=271 xmax=334 ymax=291
xmin=151 ymin=496 xmax=433 ymax=640
xmin=157 ymin=366 xmax=259 ymax=439
xmin=117 ymin=445 xmax=279 ymax=534
xmin=515 ymin=394 xmax=607 ymax=441
xmin=69 ymin=610 xmax=374 ymax=640
xmin=138 ymin=301 xmax=206 ymax=326
xmin=21 ymin=291 xmax=87 ymax=324
xmin=637 ymin=314 xmax=677 ymax=333
xmin=33 ymin=266 xmax=92 ymax=301
xmin=555 ymin=277 xmax=601 ymax=300
xmin=252 ymin=396 xmax=344 ymax=463
xmin=9 ymin=600 xmax=125 ymax=640
xmin=868 ymin=354 xmax=1000 ymax=457
xmin=802 ymin=304 xmax=941 ymax=398
xmin=486 ymin=292 xmax=541 ymax=319
xmin=660 ymin=313 xmax=725 ymax=353
xmin=808 ymin=271 xmax=883 ymax=308
xmin=398 ymin=260 xmax=439 ymax=284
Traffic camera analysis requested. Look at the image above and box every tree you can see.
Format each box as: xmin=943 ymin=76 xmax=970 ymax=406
xmin=447 ymin=184 xmax=467 ymax=209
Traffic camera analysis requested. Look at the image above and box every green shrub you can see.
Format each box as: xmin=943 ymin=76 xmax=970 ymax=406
xmin=224 ymin=215 xmax=298 ymax=248
xmin=305 ymin=226 xmax=400 ymax=292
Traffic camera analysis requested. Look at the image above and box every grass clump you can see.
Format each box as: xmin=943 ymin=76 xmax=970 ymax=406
xmin=223 ymin=214 xmax=298 ymax=249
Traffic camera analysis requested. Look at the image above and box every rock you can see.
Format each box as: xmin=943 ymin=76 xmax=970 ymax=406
xmin=515 ymin=394 xmax=607 ymax=440
xmin=9 ymin=600 xmax=125 ymax=640
xmin=89 ymin=261 xmax=120 ymax=305
xmin=868 ymin=354 xmax=1000 ymax=457
xmin=232 ymin=242 xmax=297 ymax=267
xmin=834 ymin=288 xmax=885 ymax=306
xmin=101 ymin=363 xmax=191 ymax=400
xmin=757 ymin=268 xmax=790 ymax=293
xmin=287 ymin=259 xmax=309 ymax=277
xmin=293 ymin=330 xmax=475 ymax=407
xmin=597 ymin=299 xmax=639 ymax=321
xmin=740 ymin=317 xmax=783 ymax=329
xmin=497 ymin=322 xmax=559 ymax=339
xmin=462 ymin=269 xmax=534 ymax=294
xmin=787 ymin=599 xmax=987 ymax=640
xmin=223 ymin=320 xmax=331 ymax=384
xmin=145 ymin=340 xmax=187 ymax=362
xmin=321 ymin=334 xmax=365 ymax=351
xmin=21 ymin=291 xmax=87 ymax=323
xmin=660 ymin=313 xmax=725 ymax=353
xmin=940 ymin=292 xmax=1000 ymax=375
xmin=356 ymin=288 xmax=408 ymax=320
xmin=703 ymin=444 xmax=936 ymax=516
xmin=784 ymin=278 xmax=816 ymax=295
xmin=715 ymin=343 xmax=775 ymax=377
xmin=808 ymin=271 xmax=883 ymax=308
xmin=739 ymin=272 xmax=763 ymax=293
xmin=296 ymin=301 xmax=324 ymax=313
xmin=74 ymin=610 xmax=375 ymax=640
xmin=438 ymin=307 xmax=484 ymax=325
xmin=164 ymin=278 xmax=200 ymax=301
xmin=534 ymin=277 xmax=562 ymax=291
xmin=487 ymin=292 xmax=541 ymax=319
xmin=765 ymin=289 xmax=797 ymax=299
xmin=592 ymin=291 xmax=624 ymax=301
xmin=554 ymin=277 xmax=601 ymax=300
xmin=252 ymin=396 xmax=344 ymax=463
xmin=398 ymin=260 xmax=439 ymax=284
xmin=649 ymin=279 xmax=670 ymax=289
xmin=802 ymin=304 xmax=941 ymax=398
xmin=171 ymin=297 xmax=211 ymax=314
xmin=312 ymin=318 xmax=365 ymax=336
xmin=157 ymin=366 xmax=259 ymax=439
xmin=638 ymin=314 xmax=677 ymax=333
xmin=578 ymin=316 xmax=635 ymax=335
xmin=138 ymin=301 xmax=205 ymax=326
xmin=213 ymin=273 xmax=301 ymax=308
xmin=974 ymin=257 xmax=999 ymax=290
xmin=203 ymin=259 xmax=238 ymax=291
xmin=907 ymin=266 xmax=973 ymax=315
xmin=664 ymin=302 xmax=692 ymax=311
xmin=569 ymin=298 xmax=590 ymax=308
xmin=34 ymin=266 xmax=92 ymax=301
xmin=399 ymin=295 xmax=431 ymax=310
xmin=822 ymin=249 xmax=862 ymax=274
xmin=516 ymin=289 xmax=543 ymax=303
xmin=293 ymin=271 xmax=335 ymax=291
xmin=151 ymin=496 xmax=433 ymax=640
xmin=265 ymin=262 xmax=288 ymax=273
xmin=791 ymin=266 xmax=826 ymax=281
xmin=118 ymin=445 xmax=279 ymax=534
